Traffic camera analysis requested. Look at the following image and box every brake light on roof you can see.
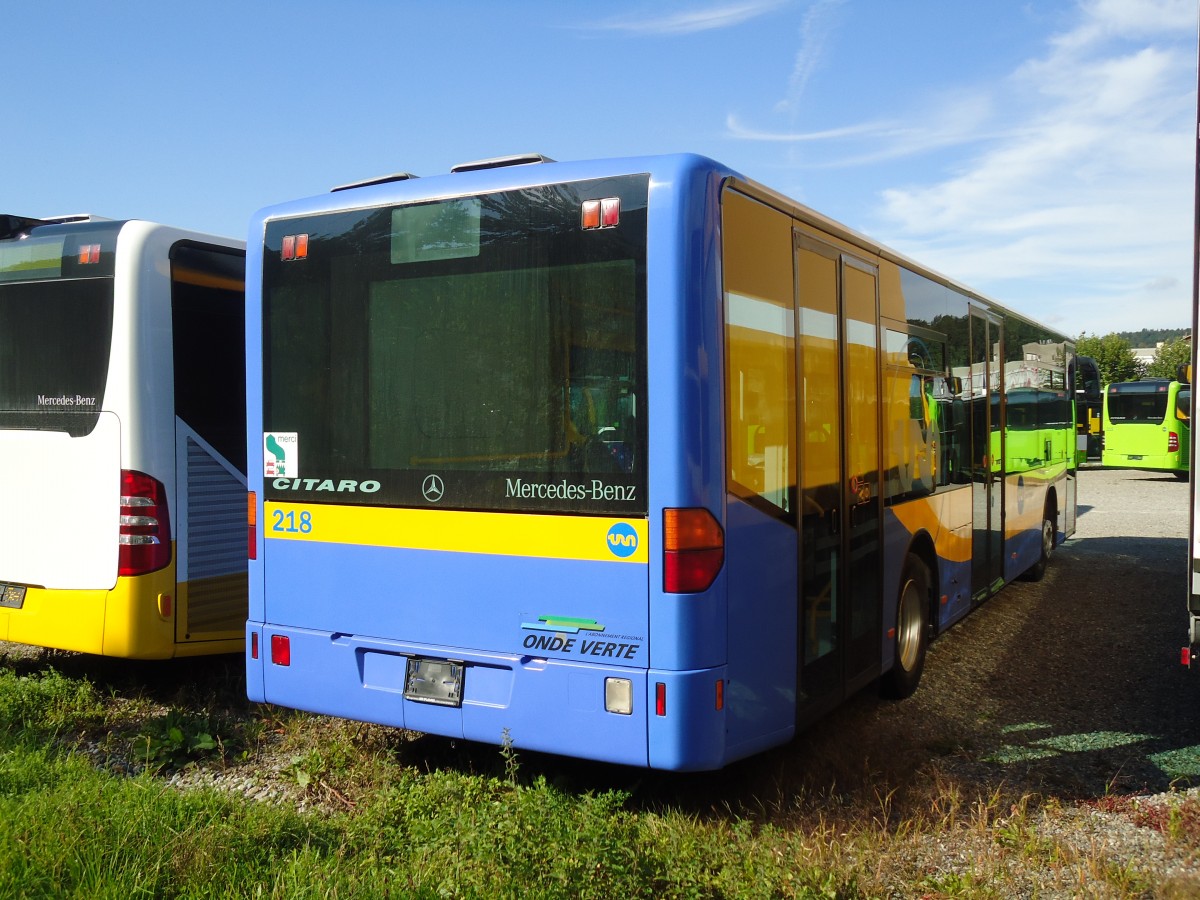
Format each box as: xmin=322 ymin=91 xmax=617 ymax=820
xmin=281 ymin=234 xmax=309 ymax=261
xmin=118 ymin=470 xmax=171 ymax=576
xmin=581 ymin=198 xmax=620 ymax=230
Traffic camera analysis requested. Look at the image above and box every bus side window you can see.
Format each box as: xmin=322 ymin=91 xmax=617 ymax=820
xmin=908 ymin=374 xmax=934 ymax=494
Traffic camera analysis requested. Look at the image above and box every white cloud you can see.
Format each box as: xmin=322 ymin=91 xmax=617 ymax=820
xmin=1053 ymin=0 xmax=1195 ymax=51
xmin=725 ymin=112 xmax=895 ymax=142
xmin=776 ymin=0 xmax=846 ymax=115
xmin=870 ymin=3 xmax=1196 ymax=330
xmin=730 ymin=91 xmax=1006 ymax=167
xmin=720 ymin=1 xmax=1195 ymax=331
xmin=581 ymin=1 xmax=787 ymax=36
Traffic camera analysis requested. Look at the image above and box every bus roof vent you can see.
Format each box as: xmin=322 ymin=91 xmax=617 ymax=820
xmin=450 ymin=153 xmax=556 ymax=173
xmin=1 ymin=214 xmax=110 ymax=240
xmin=42 ymin=214 xmax=96 ymax=225
xmin=1 ymin=213 xmax=103 ymax=235
xmin=330 ymin=173 xmax=419 ymax=193
xmin=0 ymin=215 xmax=51 ymax=240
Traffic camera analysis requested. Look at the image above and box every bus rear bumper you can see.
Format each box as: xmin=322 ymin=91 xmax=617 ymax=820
xmin=246 ymin=624 xmax=731 ymax=770
xmin=0 ymin=571 xmax=177 ymax=658
xmin=1102 ymin=452 xmax=1185 ymax=472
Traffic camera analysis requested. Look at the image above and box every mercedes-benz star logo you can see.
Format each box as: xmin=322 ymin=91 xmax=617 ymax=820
xmin=421 ymin=474 xmax=445 ymax=503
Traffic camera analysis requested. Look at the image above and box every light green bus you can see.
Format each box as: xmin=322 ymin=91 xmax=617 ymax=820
xmin=1102 ymin=379 xmax=1190 ymax=477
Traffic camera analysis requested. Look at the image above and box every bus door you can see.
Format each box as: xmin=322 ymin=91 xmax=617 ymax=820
xmin=169 ymin=243 xmax=249 ymax=645
xmin=969 ymin=307 xmax=1004 ymax=599
xmin=794 ymin=235 xmax=883 ymax=721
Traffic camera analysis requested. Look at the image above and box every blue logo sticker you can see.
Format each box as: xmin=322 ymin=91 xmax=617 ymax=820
xmin=606 ymin=522 xmax=638 ymax=558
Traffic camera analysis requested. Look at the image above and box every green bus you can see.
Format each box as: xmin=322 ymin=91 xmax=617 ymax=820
xmin=1102 ymin=379 xmax=1190 ymax=477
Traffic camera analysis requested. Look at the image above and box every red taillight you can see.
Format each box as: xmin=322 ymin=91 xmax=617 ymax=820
xmin=247 ymin=491 xmax=257 ymax=560
xmin=271 ymin=634 xmax=291 ymax=666
xmin=118 ymin=470 xmax=171 ymax=576
xmin=655 ymin=682 xmax=666 ymax=716
xmin=663 ymin=508 xmax=724 ymax=593
xmin=251 ymin=631 xmax=259 ymax=660
xmin=1170 ymin=432 xmax=1180 ymax=453
xmin=601 ymin=197 xmax=620 ymax=227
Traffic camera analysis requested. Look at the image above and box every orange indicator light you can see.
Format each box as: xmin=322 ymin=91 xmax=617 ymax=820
xmin=581 ymin=200 xmax=601 ymax=229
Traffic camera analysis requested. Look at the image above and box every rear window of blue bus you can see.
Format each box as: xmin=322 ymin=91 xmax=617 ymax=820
xmin=261 ymin=175 xmax=650 ymax=517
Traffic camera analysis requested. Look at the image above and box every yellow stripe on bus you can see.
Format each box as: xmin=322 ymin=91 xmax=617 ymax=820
xmin=264 ymin=502 xmax=650 ymax=564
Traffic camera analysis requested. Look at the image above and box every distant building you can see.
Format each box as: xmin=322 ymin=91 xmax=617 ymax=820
xmin=1131 ymin=343 xmax=1161 ymax=366
xmin=951 ymin=341 xmax=1067 ymax=395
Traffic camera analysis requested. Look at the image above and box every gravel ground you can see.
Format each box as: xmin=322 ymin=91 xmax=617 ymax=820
xmin=914 ymin=465 xmax=1196 ymax=800
xmin=774 ymin=464 xmax=1200 ymax=896
xmin=4 ymin=464 xmax=1200 ymax=896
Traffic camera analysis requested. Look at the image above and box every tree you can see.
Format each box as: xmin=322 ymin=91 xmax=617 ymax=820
xmin=1076 ymin=333 xmax=1144 ymax=386
xmin=1145 ymin=336 xmax=1192 ymax=380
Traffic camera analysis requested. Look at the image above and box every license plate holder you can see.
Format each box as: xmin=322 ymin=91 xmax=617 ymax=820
xmin=403 ymin=657 xmax=464 ymax=707
xmin=0 ymin=583 xmax=26 ymax=609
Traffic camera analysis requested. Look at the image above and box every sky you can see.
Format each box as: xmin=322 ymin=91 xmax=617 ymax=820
xmin=3 ymin=0 xmax=1195 ymax=337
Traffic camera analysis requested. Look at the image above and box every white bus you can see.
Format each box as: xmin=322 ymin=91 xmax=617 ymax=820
xmin=0 ymin=214 xmax=247 ymax=658
xmin=1186 ymin=72 xmax=1200 ymax=669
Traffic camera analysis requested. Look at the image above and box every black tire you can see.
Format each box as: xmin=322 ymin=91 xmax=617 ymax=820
xmin=880 ymin=553 xmax=930 ymax=699
xmin=1021 ymin=502 xmax=1054 ymax=582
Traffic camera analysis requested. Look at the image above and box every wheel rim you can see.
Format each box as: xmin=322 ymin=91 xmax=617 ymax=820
xmin=1041 ymin=517 xmax=1054 ymax=560
xmin=897 ymin=577 xmax=924 ymax=671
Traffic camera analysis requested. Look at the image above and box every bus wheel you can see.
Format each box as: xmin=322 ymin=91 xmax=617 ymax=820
xmin=1023 ymin=504 xmax=1054 ymax=582
xmin=881 ymin=553 xmax=929 ymax=699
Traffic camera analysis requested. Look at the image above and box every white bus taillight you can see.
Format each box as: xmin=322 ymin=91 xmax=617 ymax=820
xmin=118 ymin=470 xmax=171 ymax=576
xmin=663 ymin=508 xmax=724 ymax=593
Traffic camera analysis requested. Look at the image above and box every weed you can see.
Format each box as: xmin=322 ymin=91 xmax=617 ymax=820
xmin=918 ymin=870 xmax=981 ymax=896
xmin=286 ymin=749 xmax=327 ymax=791
xmin=0 ymin=667 xmax=105 ymax=737
xmin=137 ymin=710 xmax=219 ymax=771
xmin=500 ymin=727 xmax=520 ymax=787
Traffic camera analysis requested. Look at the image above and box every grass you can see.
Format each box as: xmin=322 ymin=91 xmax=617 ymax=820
xmin=0 ymin=657 xmax=1197 ymax=898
